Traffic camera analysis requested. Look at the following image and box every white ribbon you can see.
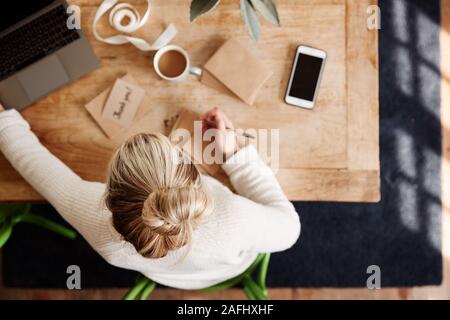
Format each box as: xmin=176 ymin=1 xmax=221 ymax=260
xmin=93 ymin=0 xmax=177 ymax=51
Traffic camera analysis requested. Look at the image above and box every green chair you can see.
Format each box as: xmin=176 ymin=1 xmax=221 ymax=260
xmin=123 ymin=253 xmax=271 ymax=300
xmin=0 ymin=204 xmax=77 ymax=248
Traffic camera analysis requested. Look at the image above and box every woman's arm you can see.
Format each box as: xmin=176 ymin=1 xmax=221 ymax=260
xmin=223 ymin=145 xmax=301 ymax=253
xmin=202 ymin=108 xmax=300 ymax=253
xmin=0 ymin=106 xmax=111 ymax=248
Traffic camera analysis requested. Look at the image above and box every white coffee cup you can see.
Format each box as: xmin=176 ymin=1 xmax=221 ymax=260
xmin=153 ymin=45 xmax=202 ymax=82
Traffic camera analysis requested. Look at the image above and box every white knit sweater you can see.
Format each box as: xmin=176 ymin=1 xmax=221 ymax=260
xmin=0 ymin=109 xmax=300 ymax=290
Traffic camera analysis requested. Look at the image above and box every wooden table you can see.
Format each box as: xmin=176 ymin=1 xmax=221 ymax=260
xmin=0 ymin=0 xmax=379 ymax=202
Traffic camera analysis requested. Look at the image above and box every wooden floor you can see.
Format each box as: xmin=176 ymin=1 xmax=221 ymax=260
xmin=0 ymin=0 xmax=449 ymax=300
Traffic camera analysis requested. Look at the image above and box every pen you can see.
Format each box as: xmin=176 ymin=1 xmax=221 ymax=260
xmin=203 ymin=120 xmax=256 ymax=140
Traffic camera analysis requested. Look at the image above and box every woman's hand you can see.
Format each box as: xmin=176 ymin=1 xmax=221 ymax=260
xmin=202 ymin=108 xmax=238 ymax=159
xmin=0 ymin=104 xmax=5 ymax=112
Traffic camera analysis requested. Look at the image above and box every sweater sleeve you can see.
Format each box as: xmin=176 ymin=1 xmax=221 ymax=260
xmin=0 ymin=110 xmax=111 ymax=248
xmin=222 ymin=145 xmax=301 ymax=253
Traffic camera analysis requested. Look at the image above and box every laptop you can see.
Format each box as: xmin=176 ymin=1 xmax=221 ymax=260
xmin=0 ymin=0 xmax=99 ymax=110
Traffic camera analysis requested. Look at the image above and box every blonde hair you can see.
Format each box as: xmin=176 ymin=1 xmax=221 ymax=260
xmin=104 ymin=133 xmax=213 ymax=259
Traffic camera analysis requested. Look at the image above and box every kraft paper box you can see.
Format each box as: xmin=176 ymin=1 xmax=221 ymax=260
xmin=201 ymin=38 xmax=273 ymax=105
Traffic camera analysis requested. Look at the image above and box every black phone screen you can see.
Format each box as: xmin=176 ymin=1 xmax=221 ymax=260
xmin=289 ymin=53 xmax=324 ymax=102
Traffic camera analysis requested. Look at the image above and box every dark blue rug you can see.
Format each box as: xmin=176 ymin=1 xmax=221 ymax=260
xmin=2 ymin=0 xmax=443 ymax=288
xmin=270 ymin=0 xmax=443 ymax=288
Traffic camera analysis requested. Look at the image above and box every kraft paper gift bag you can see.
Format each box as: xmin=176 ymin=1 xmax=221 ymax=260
xmin=201 ymin=38 xmax=273 ymax=105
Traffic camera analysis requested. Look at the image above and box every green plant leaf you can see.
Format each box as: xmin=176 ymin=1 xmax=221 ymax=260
xmin=241 ymin=0 xmax=260 ymax=42
xmin=250 ymin=0 xmax=280 ymax=27
xmin=190 ymin=0 xmax=221 ymax=22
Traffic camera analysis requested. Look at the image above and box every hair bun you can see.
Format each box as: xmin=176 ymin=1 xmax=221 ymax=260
xmin=105 ymin=133 xmax=213 ymax=259
xmin=141 ymin=188 xmax=184 ymax=235
xmin=139 ymin=185 xmax=212 ymax=257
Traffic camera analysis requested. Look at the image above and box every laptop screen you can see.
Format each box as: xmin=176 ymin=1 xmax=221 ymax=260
xmin=0 ymin=0 xmax=55 ymax=33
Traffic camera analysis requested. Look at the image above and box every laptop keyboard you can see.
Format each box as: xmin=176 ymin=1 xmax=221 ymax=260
xmin=0 ymin=5 xmax=80 ymax=81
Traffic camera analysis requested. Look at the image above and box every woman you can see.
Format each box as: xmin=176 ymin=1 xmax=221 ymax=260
xmin=0 ymin=104 xmax=300 ymax=290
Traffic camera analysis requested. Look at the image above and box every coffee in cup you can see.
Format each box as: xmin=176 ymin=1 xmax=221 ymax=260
xmin=153 ymin=45 xmax=202 ymax=82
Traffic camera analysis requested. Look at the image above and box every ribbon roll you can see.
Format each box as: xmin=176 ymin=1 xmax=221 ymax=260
xmin=93 ymin=0 xmax=177 ymax=51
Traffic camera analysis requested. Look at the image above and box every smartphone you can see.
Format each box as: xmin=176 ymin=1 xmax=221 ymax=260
xmin=285 ymin=46 xmax=327 ymax=109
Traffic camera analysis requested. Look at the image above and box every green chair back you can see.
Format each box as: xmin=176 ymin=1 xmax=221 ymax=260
xmin=0 ymin=204 xmax=77 ymax=248
xmin=123 ymin=253 xmax=271 ymax=300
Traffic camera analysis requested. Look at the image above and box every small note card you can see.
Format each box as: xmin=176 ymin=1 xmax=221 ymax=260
xmin=102 ymin=79 xmax=145 ymax=128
